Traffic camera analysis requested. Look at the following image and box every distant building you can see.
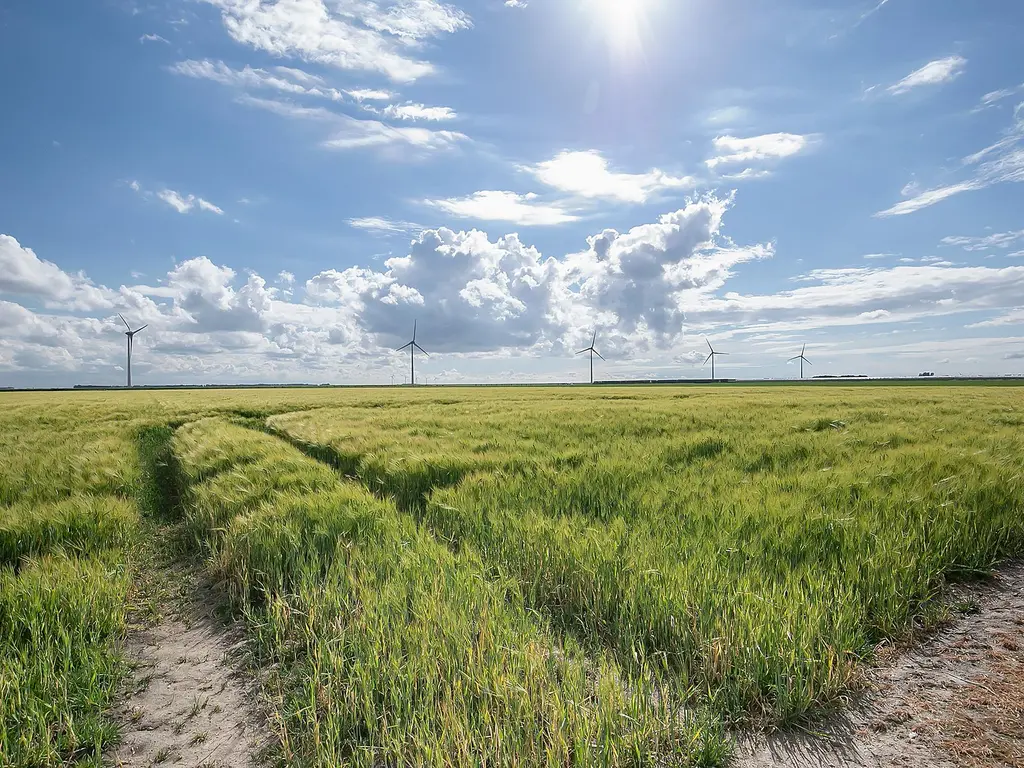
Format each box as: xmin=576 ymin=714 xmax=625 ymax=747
xmin=919 ymin=371 xmax=935 ymax=377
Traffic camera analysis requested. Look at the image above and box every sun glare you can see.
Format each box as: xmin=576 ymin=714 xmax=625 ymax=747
xmin=586 ymin=0 xmax=652 ymax=55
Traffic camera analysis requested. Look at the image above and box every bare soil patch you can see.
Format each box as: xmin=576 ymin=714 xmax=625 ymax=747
xmin=111 ymin=596 xmax=260 ymax=768
xmin=735 ymin=561 xmax=1024 ymax=768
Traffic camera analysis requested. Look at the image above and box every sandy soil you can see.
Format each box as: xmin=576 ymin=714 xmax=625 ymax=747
xmin=735 ymin=561 xmax=1024 ymax=768
xmin=111 ymin=600 xmax=260 ymax=768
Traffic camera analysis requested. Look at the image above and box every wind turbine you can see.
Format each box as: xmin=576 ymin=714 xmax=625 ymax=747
xmin=789 ymin=343 xmax=812 ymax=380
xmin=703 ymin=338 xmax=727 ymax=381
xmin=576 ymin=330 xmax=605 ymax=385
xmin=118 ymin=314 xmax=147 ymax=388
xmin=397 ymin=321 xmax=428 ymax=386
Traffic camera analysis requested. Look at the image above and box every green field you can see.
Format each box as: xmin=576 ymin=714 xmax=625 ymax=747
xmin=2 ymin=385 xmax=1023 ymax=766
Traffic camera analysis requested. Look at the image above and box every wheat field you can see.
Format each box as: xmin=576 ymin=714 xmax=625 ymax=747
xmin=2 ymin=384 xmax=1022 ymax=766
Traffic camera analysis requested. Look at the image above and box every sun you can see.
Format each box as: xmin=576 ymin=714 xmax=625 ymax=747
xmin=586 ymin=0 xmax=651 ymax=55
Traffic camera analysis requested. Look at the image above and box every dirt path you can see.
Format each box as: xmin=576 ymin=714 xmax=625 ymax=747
xmin=735 ymin=561 xmax=1024 ymax=768
xmin=112 ymin=596 xmax=260 ymax=768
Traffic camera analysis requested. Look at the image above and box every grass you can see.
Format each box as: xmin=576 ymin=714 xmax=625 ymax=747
xmin=0 ymin=384 xmax=1022 ymax=766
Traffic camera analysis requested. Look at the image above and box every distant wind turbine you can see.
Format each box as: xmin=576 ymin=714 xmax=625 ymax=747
xmin=397 ymin=320 xmax=428 ymax=386
xmin=118 ymin=314 xmax=147 ymax=388
xmin=789 ymin=343 xmax=813 ymax=379
xmin=703 ymin=338 xmax=727 ymax=381
xmin=576 ymin=330 xmax=605 ymax=385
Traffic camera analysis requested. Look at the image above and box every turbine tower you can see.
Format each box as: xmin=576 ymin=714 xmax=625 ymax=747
xmin=703 ymin=338 xmax=727 ymax=381
xmin=789 ymin=343 xmax=812 ymax=380
xmin=576 ymin=330 xmax=605 ymax=385
xmin=118 ymin=314 xmax=147 ymax=388
xmin=397 ymin=320 xmax=428 ymax=386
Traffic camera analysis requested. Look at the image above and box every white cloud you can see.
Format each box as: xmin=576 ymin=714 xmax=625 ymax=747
xmin=525 ymin=150 xmax=694 ymax=203
xmin=706 ymin=133 xmax=812 ymax=169
xmin=425 ymin=191 xmax=578 ymax=226
xmin=705 ymin=106 xmax=750 ymax=126
xmin=505 ymin=0 xmax=527 ymax=6
xmin=689 ymin=264 xmax=1024 ymax=333
xmin=200 ymin=0 xmax=470 ymax=83
xmin=877 ymin=105 xmax=1024 ymax=216
xmin=349 ymin=216 xmax=422 ymax=235
xmin=140 ymin=33 xmax=170 ymax=44
xmin=197 ymin=198 xmax=225 ymax=214
xmin=156 ymin=188 xmax=225 ymax=215
xmin=238 ymin=95 xmax=467 ymax=153
xmin=888 ymin=55 xmax=967 ymax=96
xmin=236 ymin=94 xmax=339 ymax=121
xmin=382 ymin=103 xmax=456 ymax=121
xmin=875 ymin=182 xmax=979 ymax=217
xmin=941 ymin=230 xmax=1024 ymax=252
xmin=722 ymin=168 xmax=771 ymax=181
xmin=974 ymin=84 xmax=1024 ymax=112
xmin=0 ymin=235 xmax=117 ymax=311
xmin=160 ymin=257 xmax=273 ymax=332
xmin=323 ymin=120 xmax=467 ymax=151
xmin=8 ymin=200 xmax=1024 ymax=385
xmin=307 ymin=196 xmax=764 ymax=352
xmin=346 ymin=88 xmax=394 ymax=101
xmin=170 ymin=59 xmax=344 ymax=100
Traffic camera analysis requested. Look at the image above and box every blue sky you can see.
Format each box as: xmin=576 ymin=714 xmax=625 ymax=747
xmin=2 ymin=0 xmax=1023 ymax=386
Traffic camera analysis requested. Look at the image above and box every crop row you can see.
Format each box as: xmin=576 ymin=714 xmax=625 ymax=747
xmin=172 ymin=418 xmax=727 ymax=766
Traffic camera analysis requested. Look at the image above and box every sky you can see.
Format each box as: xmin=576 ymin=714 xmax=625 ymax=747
xmin=2 ymin=0 xmax=1024 ymax=387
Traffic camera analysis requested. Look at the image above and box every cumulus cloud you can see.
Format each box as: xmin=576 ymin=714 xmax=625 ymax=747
xmin=888 ymin=55 xmax=967 ymax=95
xmin=706 ymin=133 xmax=813 ymax=169
xmin=159 ymin=258 xmax=273 ymax=332
xmin=7 ymin=199 xmax=1024 ymax=384
xmin=425 ymin=191 xmax=578 ymax=226
xmin=525 ymin=150 xmax=694 ymax=203
xmin=200 ymin=0 xmax=470 ymax=83
xmin=0 ymin=235 xmax=117 ymax=311
xmin=306 ymin=195 xmax=773 ymax=353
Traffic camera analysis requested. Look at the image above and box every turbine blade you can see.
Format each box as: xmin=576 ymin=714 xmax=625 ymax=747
xmin=136 ymin=325 xmax=148 ymax=333
xmin=717 ymin=352 xmax=729 ymax=356
xmin=788 ymin=356 xmax=801 ymax=362
xmin=398 ymin=341 xmax=413 ymax=351
xmin=412 ymin=319 xmax=417 ymax=342
xmin=414 ymin=342 xmax=429 ymax=356
xmin=704 ymin=353 xmax=712 ymax=365
xmin=576 ymin=349 xmax=588 ymax=355
xmin=595 ymin=351 xmax=606 ymax=361
xmin=805 ymin=358 xmax=813 ymax=366
xmin=118 ymin=313 xmax=130 ymax=330
xmin=706 ymin=338 xmax=714 ymax=353
xmin=801 ymin=343 xmax=806 ymax=356
xmin=592 ymin=329 xmax=597 ymax=347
